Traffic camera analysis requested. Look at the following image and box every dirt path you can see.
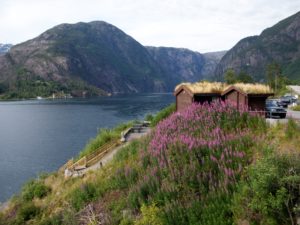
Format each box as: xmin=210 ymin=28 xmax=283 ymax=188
xmin=82 ymin=143 xmax=129 ymax=173
xmin=71 ymin=127 xmax=151 ymax=177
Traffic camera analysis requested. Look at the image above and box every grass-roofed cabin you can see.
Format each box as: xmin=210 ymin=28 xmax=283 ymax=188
xmin=175 ymin=82 xmax=228 ymax=112
xmin=175 ymin=82 xmax=274 ymax=112
xmin=222 ymin=83 xmax=274 ymax=111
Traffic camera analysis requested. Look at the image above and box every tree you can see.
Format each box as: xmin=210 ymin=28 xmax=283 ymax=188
xmin=224 ymin=69 xmax=238 ymax=84
xmin=0 ymin=82 xmax=8 ymax=94
xmin=237 ymin=71 xmax=254 ymax=83
xmin=266 ymin=63 xmax=286 ymax=93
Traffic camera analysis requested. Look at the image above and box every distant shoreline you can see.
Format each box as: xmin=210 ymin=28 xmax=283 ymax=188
xmin=0 ymin=92 xmax=174 ymax=102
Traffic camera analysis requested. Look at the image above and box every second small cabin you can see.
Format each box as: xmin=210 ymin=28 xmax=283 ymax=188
xmin=175 ymin=82 xmax=274 ymax=112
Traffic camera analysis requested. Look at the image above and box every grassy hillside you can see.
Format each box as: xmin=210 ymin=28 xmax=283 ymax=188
xmin=1 ymin=102 xmax=300 ymax=225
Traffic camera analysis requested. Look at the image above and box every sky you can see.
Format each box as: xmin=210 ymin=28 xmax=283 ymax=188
xmin=0 ymin=0 xmax=300 ymax=53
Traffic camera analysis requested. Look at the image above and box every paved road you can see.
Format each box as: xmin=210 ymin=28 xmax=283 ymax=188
xmin=288 ymin=85 xmax=300 ymax=95
xmin=266 ymin=109 xmax=300 ymax=126
xmin=287 ymin=109 xmax=300 ymax=120
xmin=126 ymin=127 xmax=151 ymax=142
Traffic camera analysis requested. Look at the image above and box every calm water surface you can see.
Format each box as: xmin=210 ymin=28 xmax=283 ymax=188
xmin=0 ymin=93 xmax=174 ymax=202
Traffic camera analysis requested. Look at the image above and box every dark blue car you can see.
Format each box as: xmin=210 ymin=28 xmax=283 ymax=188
xmin=265 ymin=100 xmax=287 ymax=118
xmin=280 ymin=95 xmax=297 ymax=107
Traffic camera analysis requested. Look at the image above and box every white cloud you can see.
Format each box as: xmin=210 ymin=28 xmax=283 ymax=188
xmin=0 ymin=0 xmax=299 ymax=52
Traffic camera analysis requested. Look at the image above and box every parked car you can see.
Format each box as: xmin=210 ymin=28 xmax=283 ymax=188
xmin=271 ymin=98 xmax=289 ymax=108
xmin=280 ymin=94 xmax=297 ymax=106
xmin=265 ymin=100 xmax=287 ymax=118
xmin=284 ymin=93 xmax=298 ymax=99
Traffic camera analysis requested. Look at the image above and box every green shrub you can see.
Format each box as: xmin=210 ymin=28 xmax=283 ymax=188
xmin=22 ymin=181 xmax=36 ymax=201
xmin=69 ymin=183 xmax=98 ymax=211
xmin=17 ymin=202 xmax=40 ymax=222
xmin=232 ymin=153 xmax=300 ymax=225
xmin=22 ymin=180 xmax=51 ymax=201
xmin=135 ymin=203 xmax=164 ymax=225
xmin=34 ymin=184 xmax=50 ymax=199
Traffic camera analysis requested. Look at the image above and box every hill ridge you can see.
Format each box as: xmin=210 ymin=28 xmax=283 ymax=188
xmin=0 ymin=21 xmax=223 ymax=99
xmin=215 ymin=11 xmax=300 ymax=82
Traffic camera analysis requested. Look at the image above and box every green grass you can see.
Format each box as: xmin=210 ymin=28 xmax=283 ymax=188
xmin=21 ymin=179 xmax=51 ymax=201
xmin=68 ymin=182 xmax=99 ymax=211
xmin=16 ymin=202 xmax=41 ymax=224
xmin=291 ymin=105 xmax=300 ymax=111
xmin=148 ymin=103 xmax=175 ymax=127
xmin=78 ymin=122 xmax=133 ymax=159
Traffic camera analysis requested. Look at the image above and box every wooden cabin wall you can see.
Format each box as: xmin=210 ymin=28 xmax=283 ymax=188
xmin=225 ymin=91 xmax=239 ymax=108
xmin=224 ymin=90 xmax=247 ymax=110
xmin=176 ymin=90 xmax=193 ymax=111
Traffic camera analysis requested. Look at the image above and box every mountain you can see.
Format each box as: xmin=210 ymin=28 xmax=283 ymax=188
xmin=146 ymin=47 xmax=204 ymax=88
xmin=146 ymin=47 xmax=226 ymax=86
xmin=0 ymin=21 xmax=224 ymax=99
xmin=0 ymin=44 xmax=12 ymax=55
xmin=215 ymin=11 xmax=300 ymax=82
xmin=0 ymin=21 xmax=169 ymax=98
xmin=202 ymin=51 xmax=227 ymax=79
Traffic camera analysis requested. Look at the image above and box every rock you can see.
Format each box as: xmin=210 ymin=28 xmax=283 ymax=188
xmin=215 ymin=11 xmax=300 ymax=82
xmin=64 ymin=168 xmax=73 ymax=178
xmin=146 ymin=47 xmax=226 ymax=87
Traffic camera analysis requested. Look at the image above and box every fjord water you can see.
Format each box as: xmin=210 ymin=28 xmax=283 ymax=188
xmin=0 ymin=93 xmax=174 ymax=202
